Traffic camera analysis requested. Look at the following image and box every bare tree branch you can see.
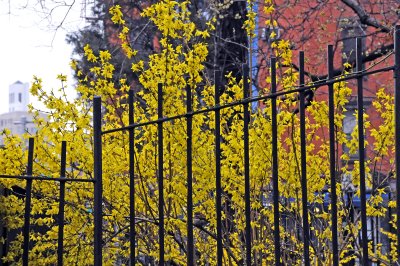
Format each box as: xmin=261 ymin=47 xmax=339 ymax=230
xmin=341 ymin=0 xmax=391 ymax=32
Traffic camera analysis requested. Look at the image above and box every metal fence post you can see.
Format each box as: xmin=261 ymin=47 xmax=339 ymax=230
xmin=327 ymin=45 xmax=339 ymax=266
xmin=243 ymin=64 xmax=252 ymax=266
xmin=271 ymin=57 xmax=281 ymax=266
xmin=186 ymin=84 xmax=194 ymax=265
xmin=22 ymin=137 xmax=34 ymax=266
xmin=129 ymin=89 xmax=136 ymax=265
xmin=214 ymin=71 xmax=223 ymax=266
xmin=356 ymin=37 xmax=370 ymax=265
xmin=394 ymin=24 xmax=400 ymax=265
xmin=57 ymin=141 xmax=67 ymax=266
xmin=157 ymin=83 xmax=165 ymax=266
xmin=299 ymin=52 xmax=310 ymax=266
xmin=93 ymin=96 xmax=103 ymax=266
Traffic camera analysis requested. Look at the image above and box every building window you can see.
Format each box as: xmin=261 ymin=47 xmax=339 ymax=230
xmin=9 ymin=93 xmax=14 ymax=104
xmin=18 ymin=93 xmax=22 ymax=103
xmin=262 ymin=25 xmax=281 ymax=44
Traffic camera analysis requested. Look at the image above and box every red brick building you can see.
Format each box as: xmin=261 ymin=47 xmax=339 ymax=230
xmin=256 ymin=0 xmax=397 ymax=174
xmin=255 ymin=1 xmax=399 ymax=263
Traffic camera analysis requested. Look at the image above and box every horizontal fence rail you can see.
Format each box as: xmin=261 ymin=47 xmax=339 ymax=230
xmin=0 ymin=174 xmax=95 ymax=183
xmin=101 ymin=65 xmax=396 ymax=136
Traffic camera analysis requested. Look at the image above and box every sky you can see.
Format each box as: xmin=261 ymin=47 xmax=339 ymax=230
xmin=0 ymin=1 xmax=87 ymax=114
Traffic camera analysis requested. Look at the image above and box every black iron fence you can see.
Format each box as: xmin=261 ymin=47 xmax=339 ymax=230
xmin=0 ymin=139 xmax=95 ymax=266
xmin=2 ymin=27 xmax=400 ymax=266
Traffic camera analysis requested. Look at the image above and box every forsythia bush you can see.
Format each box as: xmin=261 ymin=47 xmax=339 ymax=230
xmin=0 ymin=0 xmax=397 ymax=265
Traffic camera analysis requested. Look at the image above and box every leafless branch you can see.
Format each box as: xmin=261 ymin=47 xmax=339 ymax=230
xmin=341 ymin=0 xmax=391 ymax=32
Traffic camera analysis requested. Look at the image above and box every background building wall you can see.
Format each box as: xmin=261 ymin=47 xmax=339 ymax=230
xmin=8 ymin=81 xmax=29 ymax=112
xmin=0 ymin=81 xmax=46 ymax=146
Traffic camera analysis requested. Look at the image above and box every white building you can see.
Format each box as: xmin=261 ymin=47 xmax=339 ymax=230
xmin=8 ymin=81 xmax=30 ymax=112
xmin=0 ymin=81 xmax=45 ymax=146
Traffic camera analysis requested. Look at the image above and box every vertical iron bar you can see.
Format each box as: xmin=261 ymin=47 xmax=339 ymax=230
xmin=356 ymin=37 xmax=369 ymax=266
xmin=299 ymin=52 xmax=310 ymax=266
xmin=158 ymin=83 xmax=164 ymax=266
xmin=215 ymin=71 xmax=223 ymax=266
xmin=22 ymin=137 xmax=34 ymax=266
xmin=57 ymin=141 xmax=67 ymax=266
xmin=129 ymin=89 xmax=136 ymax=265
xmin=328 ymin=45 xmax=339 ymax=266
xmin=271 ymin=57 xmax=281 ymax=266
xmin=370 ymin=218 xmax=375 ymax=261
xmin=394 ymin=24 xmax=400 ymax=265
xmin=375 ymin=216 xmax=380 ymax=266
xmin=186 ymin=84 xmax=194 ymax=265
xmin=243 ymin=64 xmax=252 ymax=266
xmin=388 ymin=192 xmax=393 ymax=266
xmin=93 ymin=96 xmax=103 ymax=266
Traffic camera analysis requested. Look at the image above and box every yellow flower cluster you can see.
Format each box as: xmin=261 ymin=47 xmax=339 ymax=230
xmin=109 ymin=5 xmax=125 ymax=25
xmin=243 ymin=0 xmax=257 ymax=38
